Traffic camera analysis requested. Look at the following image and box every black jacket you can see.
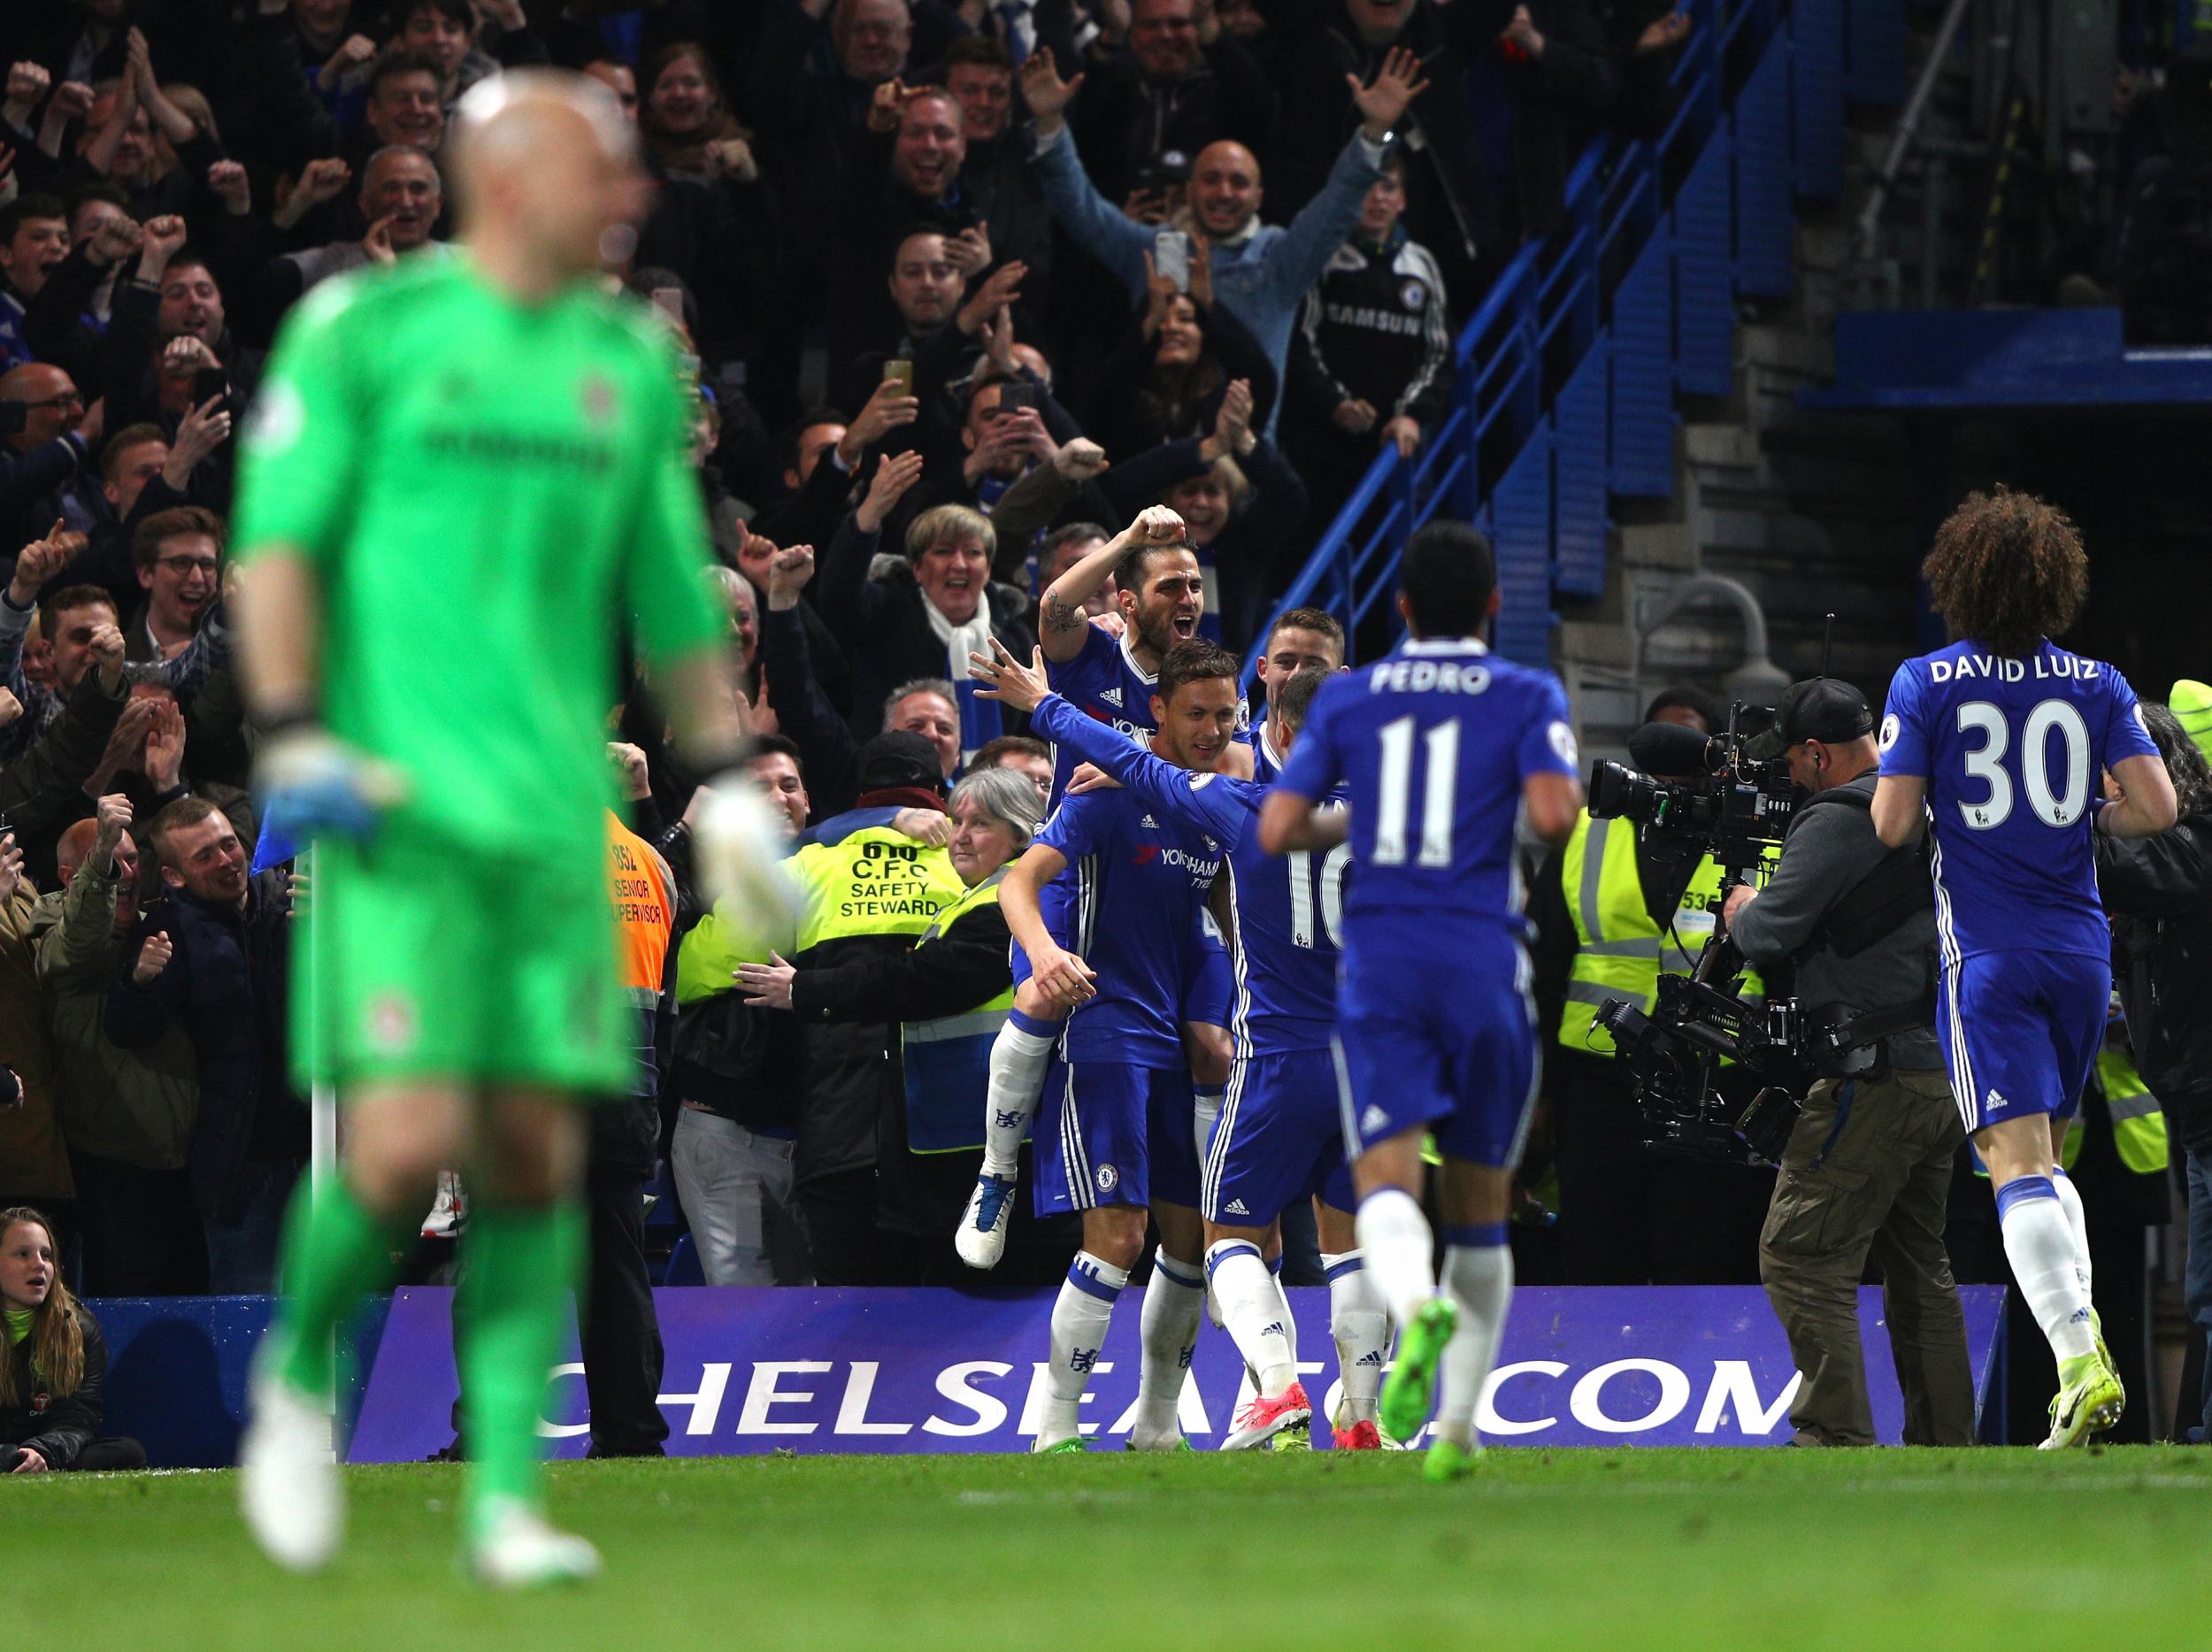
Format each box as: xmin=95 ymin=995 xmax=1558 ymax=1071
xmin=1267 ymin=0 xmax=1617 ymax=263
xmin=2097 ymin=813 xmax=2212 ymax=1153
xmin=104 ymin=872 xmax=306 ymax=1224
xmin=794 ymin=889 xmax=1014 ymax=1235
xmin=0 ymin=1301 xmax=109 ymax=1470
xmin=782 ymin=803 xmax=956 ymax=1188
xmin=1085 ymin=291 xmax=1279 ymax=459
xmin=826 ymin=134 xmax=989 ymax=381
xmin=4 ymin=665 xmax=131 ymax=892
xmin=1286 ymin=227 xmax=1455 ymax=431
xmin=1069 ymin=35 xmax=1277 ymax=208
xmin=813 ymin=516 xmax=1040 ymax=742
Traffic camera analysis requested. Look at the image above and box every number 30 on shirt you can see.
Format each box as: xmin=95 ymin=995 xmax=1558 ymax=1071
xmin=1954 ymin=697 xmax=2092 ymax=830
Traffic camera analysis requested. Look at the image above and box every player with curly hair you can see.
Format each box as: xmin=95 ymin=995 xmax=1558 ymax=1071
xmin=1871 ymin=488 xmax=2177 ymax=1448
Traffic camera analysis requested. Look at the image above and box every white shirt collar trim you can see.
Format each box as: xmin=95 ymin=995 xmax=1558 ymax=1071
xmin=1119 ymin=632 xmax=1158 ymax=687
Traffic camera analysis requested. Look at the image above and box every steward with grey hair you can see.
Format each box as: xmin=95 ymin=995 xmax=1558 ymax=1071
xmin=747 ymin=750 xmax=1045 ymax=1276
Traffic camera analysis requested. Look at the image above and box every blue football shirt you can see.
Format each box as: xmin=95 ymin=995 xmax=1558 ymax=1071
xmin=1033 ymin=695 xmax=1341 ymax=1054
xmin=1033 ymin=775 xmax=1224 ymax=1068
xmin=1273 ymin=638 xmax=1578 ymax=925
xmin=1879 ymin=638 xmax=2156 ymax=961
xmin=1042 ymin=625 xmax=1162 ymax=805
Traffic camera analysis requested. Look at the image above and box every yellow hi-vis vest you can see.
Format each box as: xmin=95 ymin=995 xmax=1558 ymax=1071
xmin=902 ymin=869 xmax=1017 ymax=1154
xmin=2093 ymin=1049 xmax=2170 ymax=1175
xmin=783 ymin=824 xmax=965 ymax=952
xmin=1556 ymin=810 xmax=1770 ymax=1057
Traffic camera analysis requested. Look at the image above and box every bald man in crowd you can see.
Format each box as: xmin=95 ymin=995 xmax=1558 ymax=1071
xmin=1013 ymin=43 xmax=1429 ymax=427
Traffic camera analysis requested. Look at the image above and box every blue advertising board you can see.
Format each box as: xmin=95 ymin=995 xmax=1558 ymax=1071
xmin=348 ymin=1285 xmax=2006 ymax=1461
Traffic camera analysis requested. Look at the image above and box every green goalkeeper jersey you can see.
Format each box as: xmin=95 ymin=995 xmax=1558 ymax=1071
xmin=232 ymin=254 xmax=724 ymax=860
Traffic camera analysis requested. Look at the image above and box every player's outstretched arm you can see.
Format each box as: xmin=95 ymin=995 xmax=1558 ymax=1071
xmin=1524 ymin=772 xmax=1584 ymax=847
xmin=1001 ymin=839 xmax=1096 ymax=1010
xmin=1870 ymin=773 xmax=1926 ymax=849
xmin=234 ymin=546 xmax=321 ymax=719
xmin=1256 ymin=787 xmax=1344 ymax=855
xmin=661 ymin=649 xmax=802 ymax=924
xmin=234 ymin=546 xmax=405 ymax=839
xmin=2102 ymin=752 xmax=2179 ymax=840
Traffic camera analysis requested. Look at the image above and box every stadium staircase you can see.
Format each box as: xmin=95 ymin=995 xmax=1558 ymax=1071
xmin=1247 ymin=0 xmax=1926 ymax=755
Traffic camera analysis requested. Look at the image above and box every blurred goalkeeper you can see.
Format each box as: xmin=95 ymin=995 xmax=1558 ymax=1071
xmin=227 ymin=71 xmax=787 ymax=1587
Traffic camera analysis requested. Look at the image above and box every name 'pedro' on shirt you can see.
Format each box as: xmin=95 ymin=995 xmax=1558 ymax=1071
xmin=1363 ymin=657 xmax=1494 ymax=695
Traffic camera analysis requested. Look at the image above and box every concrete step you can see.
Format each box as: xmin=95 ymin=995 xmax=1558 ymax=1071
xmin=1682 ymin=420 xmax=1763 ymax=471
xmin=1615 ymin=517 xmax=1700 ymax=571
xmin=1739 ymin=323 xmax=1835 ymax=377
xmin=1795 ymin=219 xmax=1852 ymax=273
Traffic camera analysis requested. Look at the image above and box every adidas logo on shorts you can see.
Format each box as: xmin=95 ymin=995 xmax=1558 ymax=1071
xmin=1225 ymin=1199 xmax=1249 ymax=1216
xmin=1360 ymin=1104 xmax=1390 ymax=1137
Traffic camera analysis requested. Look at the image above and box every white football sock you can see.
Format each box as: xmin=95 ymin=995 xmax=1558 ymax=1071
xmin=1997 ymin=1177 xmax=2095 ymax=1364
xmin=1435 ymin=1229 xmax=1513 ymax=1450
xmin=1206 ymin=1240 xmax=1294 ymax=1397
xmin=1194 ymin=1089 xmax=1225 ymax=1160
xmin=1356 ymin=1187 xmax=1436 ymax=1328
xmin=1324 ymin=1249 xmax=1386 ymax=1424
xmin=2051 ymin=1168 xmax=2093 ymax=1297
xmin=1269 ymin=1254 xmax=1298 ymax=1365
xmin=1132 ymin=1249 xmax=1205 ymax=1444
xmin=982 ymin=1012 xmax=1058 ymax=1179
xmin=1039 ymin=1250 xmax=1126 ymax=1447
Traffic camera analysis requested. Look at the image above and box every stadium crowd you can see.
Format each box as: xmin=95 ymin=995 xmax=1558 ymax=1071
xmin=0 ymin=0 xmax=1696 ymax=1302
xmin=2 ymin=0 xmax=2207 ymax=1465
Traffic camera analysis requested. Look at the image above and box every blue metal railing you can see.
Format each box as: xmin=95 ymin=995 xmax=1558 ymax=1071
xmin=1243 ymin=0 xmax=1884 ymax=687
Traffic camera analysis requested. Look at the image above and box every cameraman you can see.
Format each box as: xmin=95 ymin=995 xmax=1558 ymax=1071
xmin=1721 ymin=680 xmax=1975 ymax=1447
xmin=1532 ymin=688 xmax=1775 ymax=1284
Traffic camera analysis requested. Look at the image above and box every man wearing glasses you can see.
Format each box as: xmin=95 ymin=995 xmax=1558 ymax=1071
xmin=1 ymin=364 xmax=100 ymax=542
xmin=128 ymin=506 xmax=223 ymax=665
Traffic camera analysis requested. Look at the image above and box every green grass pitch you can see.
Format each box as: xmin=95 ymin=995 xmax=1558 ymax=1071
xmin=18 ymin=1447 xmax=2211 ymax=1650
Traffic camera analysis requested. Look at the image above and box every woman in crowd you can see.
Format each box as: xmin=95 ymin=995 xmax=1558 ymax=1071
xmin=638 ymin=42 xmax=751 ymax=185
xmin=731 ymin=767 xmax=1072 ymax=1284
xmin=815 ymin=499 xmax=1038 ymax=751
xmin=1158 ymin=402 xmax=1310 ymax=652
xmin=0 ymin=1207 xmax=144 ymax=1471
xmin=1084 ymin=248 xmax=1278 ymax=460
xmin=2094 ymin=702 xmax=2212 ymax=1443
xmin=634 ymin=43 xmax=768 ymax=372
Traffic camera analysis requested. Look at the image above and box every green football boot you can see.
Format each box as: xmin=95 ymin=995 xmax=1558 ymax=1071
xmin=1379 ymin=1296 xmax=1457 ymax=1446
xmin=2087 ymin=1307 xmax=2124 ymax=1411
xmin=1423 ymin=1438 xmax=1479 ymax=1484
xmin=2039 ymin=1352 xmax=2124 ymax=1449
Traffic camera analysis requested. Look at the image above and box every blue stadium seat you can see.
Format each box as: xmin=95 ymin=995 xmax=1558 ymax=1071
xmin=663 ymin=1232 xmax=704 ymax=1287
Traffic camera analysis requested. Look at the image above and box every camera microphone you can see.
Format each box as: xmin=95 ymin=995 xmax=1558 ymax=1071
xmin=1626 ymin=722 xmax=1717 ymax=778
